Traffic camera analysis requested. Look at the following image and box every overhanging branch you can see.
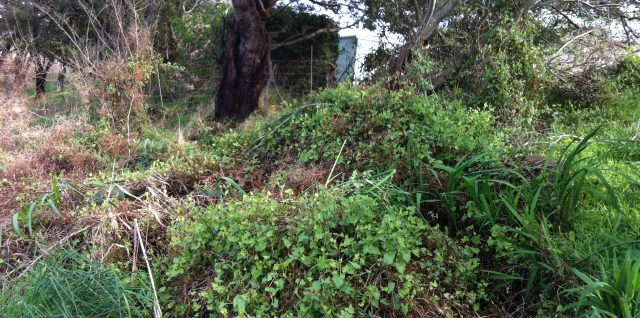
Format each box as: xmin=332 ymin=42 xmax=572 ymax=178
xmin=271 ymin=14 xmax=363 ymax=50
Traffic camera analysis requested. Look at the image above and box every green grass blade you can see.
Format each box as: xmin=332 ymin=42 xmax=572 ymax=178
xmin=221 ymin=177 xmax=247 ymax=196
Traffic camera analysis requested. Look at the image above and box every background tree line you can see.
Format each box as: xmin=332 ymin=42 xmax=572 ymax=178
xmin=0 ymin=0 xmax=637 ymax=121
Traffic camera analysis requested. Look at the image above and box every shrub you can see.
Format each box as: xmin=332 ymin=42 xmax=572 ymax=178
xmin=165 ymin=180 xmax=428 ymax=317
xmin=253 ymin=86 xmax=502 ymax=185
xmin=472 ymin=24 xmax=546 ymax=125
xmin=66 ymin=2 xmax=161 ymax=134
xmin=93 ymin=48 xmax=159 ymax=130
xmin=616 ymin=52 xmax=640 ymax=89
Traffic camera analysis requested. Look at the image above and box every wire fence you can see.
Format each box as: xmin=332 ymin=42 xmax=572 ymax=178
xmin=0 ymin=43 xmax=364 ymax=100
xmin=271 ymin=59 xmax=336 ymax=91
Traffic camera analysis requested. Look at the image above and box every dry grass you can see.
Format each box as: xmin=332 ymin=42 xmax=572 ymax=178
xmin=0 ymin=93 xmax=98 ymax=220
xmin=0 ymin=1 xmax=182 ymax=294
xmin=0 ymin=93 xmax=188 ymax=278
xmin=277 ymin=164 xmax=329 ymax=194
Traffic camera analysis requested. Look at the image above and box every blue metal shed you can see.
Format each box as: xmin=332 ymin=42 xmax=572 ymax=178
xmin=336 ymin=36 xmax=358 ymax=82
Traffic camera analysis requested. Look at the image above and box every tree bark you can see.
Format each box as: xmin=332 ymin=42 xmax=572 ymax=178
xmin=35 ymin=73 xmax=47 ymax=99
xmin=56 ymin=64 xmax=66 ymax=92
xmin=35 ymin=58 xmax=52 ymax=99
xmin=388 ymin=0 xmax=461 ymax=75
xmin=215 ymin=0 xmax=277 ymax=122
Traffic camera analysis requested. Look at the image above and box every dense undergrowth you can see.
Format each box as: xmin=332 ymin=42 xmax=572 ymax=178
xmin=1 ymin=50 xmax=639 ymax=318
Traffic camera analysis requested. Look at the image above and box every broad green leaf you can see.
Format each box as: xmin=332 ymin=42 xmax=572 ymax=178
xmin=221 ymin=177 xmax=247 ymax=195
xmin=332 ymin=275 xmax=345 ymax=288
xmin=363 ymin=244 xmax=381 ymax=255
xmin=233 ymin=295 xmax=246 ymax=313
xmin=383 ymin=251 xmax=396 ymax=265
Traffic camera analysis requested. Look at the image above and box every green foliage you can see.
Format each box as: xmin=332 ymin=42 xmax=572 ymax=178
xmin=566 ymin=250 xmax=640 ymax=318
xmin=404 ymin=48 xmax=441 ymax=92
xmin=12 ymin=174 xmax=63 ymax=239
xmin=550 ymin=128 xmax=623 ymax=229
xmin=153 ymin=1 xmax=230 ymax=102
xmin=2 ymin=6 xmax=638 ymax=317
xmin=0 ymin=250 xmax=153 ymax=317
xmin=166 ymin=176 xmax=428 ymax=317
xmin=435 ymin=128 xmax=637 ymax=315
xmin=616 ymin=52 xmax=640 ymax=89
xmin=418 ymin=228 xmax=487 ymax=312
xmin=437 ymin=155 xmax=567 ymax=308
xmin=469 ymin=23 xmax=546 ymax=124
xmin=129 ymin=137 xmax=169 ymax=170
xmin=360 ymin=0 xmax=432 ymax=36
xmin=156 ymin=1 xmax=230 ymax=67
xmin=254 ymin=86 xmax=502 ymax=183
xmin=0 ymin=1 xmax=76 ymax=61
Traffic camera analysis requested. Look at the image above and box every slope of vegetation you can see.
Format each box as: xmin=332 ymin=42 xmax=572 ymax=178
xmin=1 ymin=1 xmax=639 ymax=317
xmin=3 ymin=61 xmax=639 ymax=316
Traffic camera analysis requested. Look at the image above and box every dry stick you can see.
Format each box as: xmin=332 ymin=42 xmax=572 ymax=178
xmin=156 ymin=64 xmax=164 ymax=109
xmin=127 ymin=99 xmax=133 ymax=160
xmin=131 ymin=232 xmax=139 ymax=285
xmin=271 ymin=64 xmax=287 ymax=104
xmin=549 ymin=29 xmax=598 ymax=60
xmin=134 ymin=219 xmax=162 ymax=318
xmin=326 ymin=140 xmax=347 ymax=187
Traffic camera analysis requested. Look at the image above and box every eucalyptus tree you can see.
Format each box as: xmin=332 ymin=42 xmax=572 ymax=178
xmin=214 ymin=0 xmax=277 ymax=121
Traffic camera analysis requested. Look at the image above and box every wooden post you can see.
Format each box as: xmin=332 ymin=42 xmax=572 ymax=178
xmin=310 ymin=45 xmax=314 ymax=91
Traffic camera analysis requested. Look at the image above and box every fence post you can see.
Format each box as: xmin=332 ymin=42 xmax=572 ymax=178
xmin=310 ymin=45 xmax=314 ymax=91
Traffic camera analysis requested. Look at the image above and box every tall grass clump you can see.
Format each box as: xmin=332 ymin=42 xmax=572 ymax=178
xmin=0 ymin=249 xmax=153 ymax=317
xmin=549 ymin=127 xmax=623 ymax=229
xmin=435 ymin=128 xmax=635 ymax=315
xmin=566 ymin=250 xmax=640 ymax=318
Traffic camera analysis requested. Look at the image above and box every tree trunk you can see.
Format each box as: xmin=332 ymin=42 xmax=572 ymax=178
xmin=56 ymin=64 xmax=66 ymax=92
xmin=388 ymin=0 xmax=460 ymax=75
xmin=35 ymin=58 xmax=52 ymax=99
xmin=35 ymin=72 xmax=47 ymax=99
xmin=214 ymin=0 xmax=277 ymax=122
